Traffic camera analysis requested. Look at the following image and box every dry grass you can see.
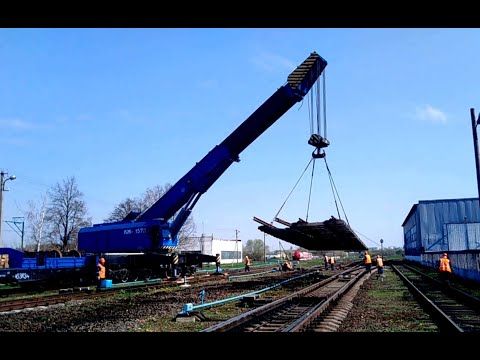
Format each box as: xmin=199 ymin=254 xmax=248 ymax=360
xmin=339 ymin=267 xmax=438 ymax=332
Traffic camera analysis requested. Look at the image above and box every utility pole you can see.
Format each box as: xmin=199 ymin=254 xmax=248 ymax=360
xmin=470 ymin=108 xmax=480 ymax=207
xmin=263 ymin=232 xmax=266 ymax=263
xmin=0 ymin=171 xmax=16 ymax=248
xmin=235 ymin=229 xmax=240 ymax=264
xmin=380 ymin=238 xmax=384 ymax=257
xmin=5 ymin=217 xmax=25 ymax=250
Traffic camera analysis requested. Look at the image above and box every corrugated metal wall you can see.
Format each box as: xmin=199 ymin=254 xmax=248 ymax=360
xmin=418 ymin=198 xmax=480 ymax=252
xmin=446 ymin=223 xmax=480 ymax=250
xmin=403 ymin=210 xmax=419 ymax=255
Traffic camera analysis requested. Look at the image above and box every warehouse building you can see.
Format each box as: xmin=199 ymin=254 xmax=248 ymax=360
xmin=402 ymin=197 xmax=480 ymax=283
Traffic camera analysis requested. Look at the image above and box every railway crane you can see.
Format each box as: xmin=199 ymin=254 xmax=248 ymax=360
xmin=0 ymin=51 xmax=328 ymax=287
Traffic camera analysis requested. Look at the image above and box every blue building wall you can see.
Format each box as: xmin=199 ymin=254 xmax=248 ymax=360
xmin=403 ymin=198 xmax=480 ymax=283
xmin=405 ymin=252 xmax=480 ymax=283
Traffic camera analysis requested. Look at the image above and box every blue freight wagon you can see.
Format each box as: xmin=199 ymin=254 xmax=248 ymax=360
xmin=0 ymin=247 xmax=98 ymax=288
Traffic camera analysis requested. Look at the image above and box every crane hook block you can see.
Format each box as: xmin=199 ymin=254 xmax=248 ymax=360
xmin=308 ymin=134 xmax=330 ymax=149
xmin=312 ymin=148 xmax=326 ymax=159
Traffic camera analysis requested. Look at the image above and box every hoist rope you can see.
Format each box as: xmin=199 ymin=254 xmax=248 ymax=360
xmin=316 ymin=76 xmax=321 ymax=136
xmin=349 ymin=227 xmax=381 ymax=247
xmin=307 ymin=71 xmax=326 ymax=139
xmin=273 ymin=71 xmax=339 ymax=225
xmin=308 ymin=90 xmax=314 ymax=135
xmin=326 ymin=161 xmax=341 ymax=220
xmin=322 ymin=70 xmax=327 ymax=139
xmin=305 ymin=157 xmax=316 ymax=222
xmin=323 ymin=156 xmax=349 ymax=225
xmin=272 ymin=157 xmax=314 ymax=222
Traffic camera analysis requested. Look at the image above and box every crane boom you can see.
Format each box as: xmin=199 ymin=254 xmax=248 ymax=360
xmin=78 ymin=52 xmax=327 ymax=254
xmin=137 ymin=52 xmax=327 ymax=223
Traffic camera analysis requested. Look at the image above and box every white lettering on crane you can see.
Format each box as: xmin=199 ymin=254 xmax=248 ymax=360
xmin=14 ymin=273 xmax=30 ymax=280
xmin=124 ymin=227 xmax=146 ymax=235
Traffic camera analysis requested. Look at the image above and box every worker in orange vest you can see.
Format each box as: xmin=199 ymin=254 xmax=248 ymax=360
xmin=244 ymin=255 xmax=251 ymax=272
xmin=375 ymin=255 xmax=384 ymax=281
xmin=363 ymin=251 xmax=372 ymax=273
xmin=330 ymin=255 xmax=335 ymax=271
xmin=324 ymin=254 xmax=330 ymax=270
xmin=438 ymin=252 xmax=452 ymax=283
xmin=281 ymin=261 xmax=293 ymax=271
xmin=96 ymin=257 xmax=106 ymax=289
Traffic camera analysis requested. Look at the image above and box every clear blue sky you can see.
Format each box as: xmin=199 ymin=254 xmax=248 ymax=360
xmin=1 ymin=28 xmax=479 ymax=251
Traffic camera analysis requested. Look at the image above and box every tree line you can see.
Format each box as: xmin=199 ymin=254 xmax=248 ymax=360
xmin=18 ymin=175 xmax=404 ymax=258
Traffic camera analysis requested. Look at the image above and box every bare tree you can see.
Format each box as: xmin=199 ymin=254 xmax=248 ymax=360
xmin=106 ymin=183 xmax=196 ymax=248
xmin=46 ymin=176 xmax=91 ymax=251
xmin=178 ymin=216 xmax=196 ymax=249
xmin=139 ymin=184 xmax=171 ymax=209
xmin=104 ymin=197 xmax=142 ymax=222
xmin=25 ymin=193 xmax=49 ymax=252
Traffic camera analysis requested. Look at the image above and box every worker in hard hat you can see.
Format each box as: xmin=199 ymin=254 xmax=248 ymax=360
xmin=281 ymin=261 xmax=293 ymax=271
xmin=375 ymin=255 xmax=384 ymax=281
xmin=438 ymin=252 xmax=452 ymax=284
xmin=96 ymin=257 xmax=106 ymax=289
xmin=244 ymin=256 xmax=251 ymax=272
xmin=363 ymin=251 xmax=372 ymax=273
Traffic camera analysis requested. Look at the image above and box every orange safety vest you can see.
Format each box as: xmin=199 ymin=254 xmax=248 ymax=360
xmin=97 ymin=263 xmax=106 ymax=279
xmin=376 ymin=258 xmax=383 ymax=267
xmin=330 ymin=257 xmax=335 ymax=264
xmin=364 ymin=254 xmax=371 ymax=264
xmin=439 ymin=257 xmax=452 ymax=273
xmin=245 ymin=258 xmax=251 ymax=266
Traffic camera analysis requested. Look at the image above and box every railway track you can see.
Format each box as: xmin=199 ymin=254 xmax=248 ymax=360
xmin=0 ymin=263 xmax=281 ymax=298
xmin=0 ymin=264 xmax=291 ymax=313
xmin=203 ymin=265 xmax=369 ymax=332
xmin=392 ymin=263 xmax=480 ymax=332
xmin=0 ymin=289 xmax=110 ymax=313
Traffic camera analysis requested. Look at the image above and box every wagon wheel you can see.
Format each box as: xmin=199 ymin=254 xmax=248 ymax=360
xmin=48 ymin=249 xmax=63 ymax=258
xmin=117 ymin=268 xmax=130 ymax=283
xmin=67 ymin=250 xmax=81 ymax=257
xmin=143 ymin=269 xmax=153 ymax=281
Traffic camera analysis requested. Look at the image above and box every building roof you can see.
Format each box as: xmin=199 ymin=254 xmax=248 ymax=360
xmin=401 ymin=204 xmax=418 ymax=227
xmin=401 ymin=197 xmax=479 ymax=227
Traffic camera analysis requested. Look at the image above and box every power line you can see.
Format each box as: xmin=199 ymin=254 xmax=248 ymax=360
xmin=350 ymin=227 xmax=381 ymax=247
